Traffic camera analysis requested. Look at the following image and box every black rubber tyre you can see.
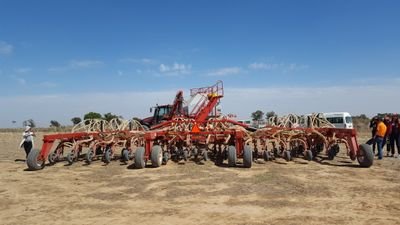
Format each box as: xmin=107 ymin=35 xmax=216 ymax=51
xmin=227 ymin=145 xmax=237 ymax=167
xmin=121 ymin=149 xmax=130 ymax=163
xmin=163 ymin=152 xmax=169 ymax=165
xmin=48 ymin=152 xmax=57 ymax=165
xmin=215 ymin=152 xmax=223 ymax=165
xmin=193 ymin=147 xmax=199 ymax=159
xmin=243 ymin=146 xmax=253 ymax=168
xmin=263 ymin=151 xmax=271 ymax=161
xmin=151 ymin=145 xmax=163 ymax=168
xmin=85 ymin=150 xmax=94 ymax=164
xmin=203 ymin=150 xmax=209 ymax=161
xmin=27 ymin=149 xmax=45 ymax=170
xmin=66 ymin=152 xmax=75 ymax=165
xmin=284 ymin=150 xmax=291 ymax=161
xmin=183 ymin=150 xmax=188 ymax=161
xmin=103 ymin=149 xmax=112 ymax=164
xmin=305 ymin=150 xmax=313 ymax=161
xmin=134 ymin=147 xmax=146 ymax=169
xmin=357 ymin=144 xmax=374 ymax=167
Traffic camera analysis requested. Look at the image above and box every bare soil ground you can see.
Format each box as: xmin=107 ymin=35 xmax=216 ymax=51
xmin=1 ymin=132 xmax=400 ymax=225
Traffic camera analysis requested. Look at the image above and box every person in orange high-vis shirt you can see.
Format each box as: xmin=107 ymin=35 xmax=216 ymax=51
xmin=375 ymin=117 xmax=387 ymax=160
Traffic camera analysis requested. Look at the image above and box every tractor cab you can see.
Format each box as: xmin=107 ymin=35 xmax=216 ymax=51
xmin=141 ymin=104 xmax=172 ymax=127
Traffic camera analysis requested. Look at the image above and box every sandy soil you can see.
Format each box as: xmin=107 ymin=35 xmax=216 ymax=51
xmin=1 ymin=132 xmax=400 ymax=225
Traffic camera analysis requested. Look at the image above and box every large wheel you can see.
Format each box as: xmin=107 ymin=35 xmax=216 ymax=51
xmin=193 ymin=147 xmax=199 ymax=159
xmin=48 ymin=152 xmax=57 ymax=165
xmin=151 ymin=145 xmax=163 ymax=168
xmin=284 ymin=150 xmax=291 ymax=161
xmin=121 ymin=149 xmax=130 ymax=163
xmin=103 ymin=148 xmax=112 ymax=164
xmin=183 ymin=150 xmax=189 ymax=161
xmin=27 ymin=149 xmax=45 ymax=170
xmin=227 ymin=145 xmax=237 ymax=167
xmin=66 ymin=151 xmax=75 ymax=165
xmin=263 ymin=150 xmax=271 ymax=161
xmin=243 ymin=146 xmax=253 ymax=168
xmin=203 ymin=150 xmax=209 ymax=161
xmin=85 ymin=150 xmax=94 ymax=164
xmin=135 ymin=147 xmax=146 ymax=169
xmin=327 ymin=144 xmax=340 ymax=160
xmin=304 ymin=150 xmax=313 ymax=161
xmin=162 ymin=151 xmax=169 ymax=165
xmin=357 ymin=144 xmax=374 ymax=167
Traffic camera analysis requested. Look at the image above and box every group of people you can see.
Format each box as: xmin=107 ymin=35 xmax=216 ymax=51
xmin=370 ymin=114 xmax=400 ymax=160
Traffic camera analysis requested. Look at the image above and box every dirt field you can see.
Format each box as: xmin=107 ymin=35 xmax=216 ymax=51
xmin=1 ymin=132 xmax=400 ymax=225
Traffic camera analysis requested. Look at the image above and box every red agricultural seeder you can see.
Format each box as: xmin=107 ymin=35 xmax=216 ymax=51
xmin=26 ymin=81 xmax=373 ymax=170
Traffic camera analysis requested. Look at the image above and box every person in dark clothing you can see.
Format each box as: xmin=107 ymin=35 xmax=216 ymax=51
xmin=369 ymin=117 xmax=378 ymax=154
xmin=384 ymin=115 xmax=392 ymax=156
xmin=389 ymin=115 xmax=400 ymax=157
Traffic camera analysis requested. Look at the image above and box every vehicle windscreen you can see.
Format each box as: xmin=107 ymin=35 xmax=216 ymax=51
xmin=326 ymin=117 xmax=344 ymax=124
xmin=345 ymin=116 xmax=352 ymax=123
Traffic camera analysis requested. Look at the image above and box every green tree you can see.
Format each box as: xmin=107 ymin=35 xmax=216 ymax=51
xmin=71 ymin=117 xmax=82 ymax=125
xmin=359 ymin=114 xmax=369 ymax=120
xmin=103 ymin=112 xmax=121 ymax=122
xmin=266 ymin=111 xmax=277 ymax=120
xmin=50 ymin=120 xmax=61 ymax=128
xmin=23 ymin=119 xmax=36 ymax=128
xmin=83 ymin=112 xmax=102 ymax=120
xmin=251 ymin=110 xmax=264 ymax=122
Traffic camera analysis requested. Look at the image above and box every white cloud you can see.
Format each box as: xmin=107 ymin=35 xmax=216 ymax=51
xmin=248 ymin=61 xmax=308 ymax=73
xmin=48 ymin=60 xmax=104 ymax=72
xmin=248 ymin=62 xmax=279 ymax=70
xmin=120 ymin=58 xmax=156 ymax=65
xmin=1 ymin=83 xmax=399 ymax=127
xmin=207 ymin=67 xmax=242 ymax=76
xmin=0 ymin=41 xmax=13 ymax=55
xmin=283 ymin=63 xmax=309 ymax=72
xmin=15 ymin=68 xmax=32 ymax=73
xmin=70 ymin=60 xmax=103 ymax=68
xmin=159 ymin=62 xmax=192 ymax=75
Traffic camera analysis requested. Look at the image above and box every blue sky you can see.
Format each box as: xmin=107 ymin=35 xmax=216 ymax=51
xmin=0 ymin=0 xmax=399 ymax=127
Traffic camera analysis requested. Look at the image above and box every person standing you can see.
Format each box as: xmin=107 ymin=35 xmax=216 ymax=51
xmin=369 ymin=117 xmax=378 ymax=154
xmin=384 ymin=115 xmax=392 ymax=156
xmin=375 ymin=117 xmax=387 ymax=160
xmin=390 ymin=115 xmax=400 ymax=157
xmin=19 ymin=126 xmax=35 ymax=158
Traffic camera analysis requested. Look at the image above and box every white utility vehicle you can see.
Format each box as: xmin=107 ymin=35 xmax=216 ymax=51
xmin=323 ymin=112 xmax=353 ymax=129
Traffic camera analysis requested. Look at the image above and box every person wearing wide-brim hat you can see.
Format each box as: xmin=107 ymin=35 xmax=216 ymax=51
xmin=19 ymin=126 xmax=35 ymax=158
